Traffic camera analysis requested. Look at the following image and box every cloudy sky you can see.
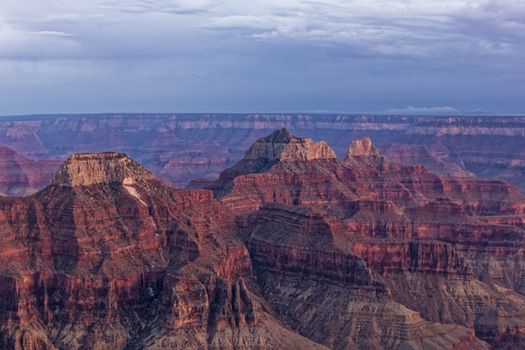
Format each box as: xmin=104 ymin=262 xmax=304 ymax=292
xmin=0 ymin=0 xmax=524 ymax=115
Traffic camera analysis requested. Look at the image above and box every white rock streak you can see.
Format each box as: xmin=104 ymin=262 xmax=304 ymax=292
xmin=123 ymin=177 xmax=147 ymax=206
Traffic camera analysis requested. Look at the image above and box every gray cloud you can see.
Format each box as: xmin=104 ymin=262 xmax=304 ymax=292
xmin=3 ymin=0 xmax=524 ymax=61
xmin=205 ymin=1 xmax=525 ymax=58
xmin=96 ymin=0 xmax=224 ymax=14
xmin=0 ymin=0 xmax=523 ymax=115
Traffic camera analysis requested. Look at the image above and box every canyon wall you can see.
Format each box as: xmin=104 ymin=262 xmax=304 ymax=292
xmin=3 ymin=126 xmax=525 ymax=349
xmin=209 ymin=129 xmax=525 ymax=348
xmin=1 ymin=114 xmax=525 ymax=191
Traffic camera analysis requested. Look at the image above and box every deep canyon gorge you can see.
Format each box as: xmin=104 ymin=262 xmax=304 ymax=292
xmin=1 ymin=114 xmax=525 ymax=349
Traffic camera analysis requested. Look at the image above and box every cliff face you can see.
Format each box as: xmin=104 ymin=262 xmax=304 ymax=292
xmin=210 ymin=129 xmax=525 ymax=348
xmin=0 ymin=152 xmax=324 ymax=350
xmin=243 ymin=205 xmax=487 ymax=350
xmin=210 ymin=128 xmax=337 ymax=196
xmin=3 ymin=128 xmax=525 ymax=349
xmin=383 ymin=143 xmax=474 ymax=177
xmin=346 ymin=137 xmax=380 ymax=158
xmin=51 ymin=152 xmax=154 ymax=187
xmin=2 ymin=113 xmax=525 ymax=191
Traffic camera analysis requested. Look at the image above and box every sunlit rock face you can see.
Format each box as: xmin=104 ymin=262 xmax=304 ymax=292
xmin=345 ymin=137 xmax=380 ymax=158
xmin=51 ymin=152 xmax=153 ymax=187
xmin=244 ymin=128 xmax=337 ymax=161
xmin=0 ymin=149 xmax=322 ymax=350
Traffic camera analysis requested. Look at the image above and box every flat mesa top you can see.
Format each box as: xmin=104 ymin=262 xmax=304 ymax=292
xmin=68 ymin=152 xmax=128 ymax=160
xmin=53 ymin=152 xmax=153 ymax=187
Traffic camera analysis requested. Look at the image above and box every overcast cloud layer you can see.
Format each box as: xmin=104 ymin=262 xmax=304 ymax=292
xmin=0 ymin=0 xmax=524 ymax=115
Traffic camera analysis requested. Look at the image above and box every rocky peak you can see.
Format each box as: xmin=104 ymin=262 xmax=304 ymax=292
xmin=345 ymin=137 xmax=380 ymax=158
xmin=52 ymin=152 xmax=154 ymax=187
xmin=262 ymin=127 xmax=295 ymax=143
xmin=244 ymin=128 xmax=336 ymax=161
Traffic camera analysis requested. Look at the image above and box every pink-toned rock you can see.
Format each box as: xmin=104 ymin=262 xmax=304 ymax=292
xmin=345 ymin=137 xmax=380 ymax=158
xmin=3 ymin=129 xmax=525 ymax=349
xmin=51 ymin=152 xmax=153 ymax=187
xmin=0 ymin=152 xmax=324 ymax=350
xmin=0 ymin=147 xmax=60 ymax=196
xmin=244 ymin=128 xmax=336 ymax=161
xmin=210 ymin=129 xmax=525 ymax=348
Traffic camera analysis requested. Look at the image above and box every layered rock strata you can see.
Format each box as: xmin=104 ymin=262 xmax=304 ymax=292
xmin=3 ymin=113 xmax=525 ymax=191
xmin=346 ymin=137 xmax=380 ymax=158
xmin=3 ymin=128 xmax=525 ymax=349
xmin=210 ymin=129 xmax=525 ymax=349
xmin=0 ymin=152 xmax=324 ymax=350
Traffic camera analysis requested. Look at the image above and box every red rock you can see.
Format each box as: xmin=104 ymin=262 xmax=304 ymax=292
xmin=0 ymin=151 xmax=323 ymax=349
xmin=243 ymin=205 xmax=488 ymax=349
xmin=3 ymin=129 xmax=525 ymax=349
xmin=210 ymin=129 xmax=525 ymax=348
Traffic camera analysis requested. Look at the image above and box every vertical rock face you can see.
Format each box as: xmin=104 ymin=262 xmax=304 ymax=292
xmin=210 ymin=128 xmax=337 ymax=197
xmin=243 ymin=205 xmax=487 ymax=350
xmin=383 ymin=143 xmax=474 ymax=177
xmin=346 ymin=137 xmax=380 ymax=158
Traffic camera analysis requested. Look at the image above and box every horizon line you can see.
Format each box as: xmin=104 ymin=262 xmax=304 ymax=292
xmin=1 ymin=111 xmax=524 ymax=118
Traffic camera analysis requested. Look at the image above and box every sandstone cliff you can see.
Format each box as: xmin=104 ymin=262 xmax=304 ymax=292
xmin=51 ymin=152 xmax=154 ymax=187
xmin=210 ymin=129 xmax=525 ymax=349
xmin=3 ymin=129 xmax=525 ymax=349
xmin=346 ymin=137 xmax=380 ymax=158
xmin=0 ymin=152 xmax=324 ymax=350
xmin=244 ymin=128 xmax=336 ymax=161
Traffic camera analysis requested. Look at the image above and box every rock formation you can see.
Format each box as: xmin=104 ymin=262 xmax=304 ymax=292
xmin=0 ymin=151 xmax=324 ymax=350
xmin=209 ymin=128 xmax=337 ymax=196
xmin=244 ymin=128 xmax=336 ymax=161
xmin=3 ymin=129 xmax=525 ymax=349
xmin=51 ymin=152 xmax=153 ymax=187
xmin=383 ymin=144 xmax=474 ymax=177
xmin=211 ymin=129 xmax=525 ymax=349
xmin=3 ymin=113 xmax=525 ymax=192
xmin=346 ymin=137 xmax=380 ymax=157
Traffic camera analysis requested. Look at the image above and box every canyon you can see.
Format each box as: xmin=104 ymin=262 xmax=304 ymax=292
xmin=2 ymin=125 xmax=525 ymax=349
xmin=0 ymin=147 xmax=60 ymax=196
xmin=1 ymin=114 xmax=525 ymax=192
